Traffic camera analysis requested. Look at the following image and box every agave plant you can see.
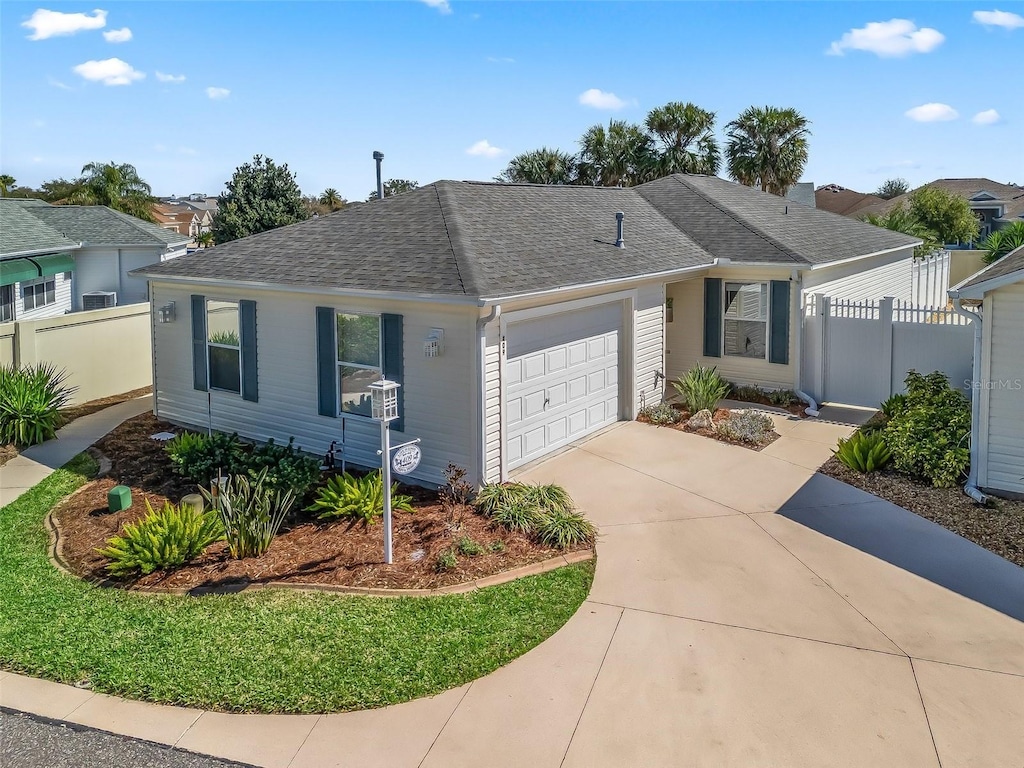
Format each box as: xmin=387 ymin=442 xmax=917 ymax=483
xmin=0 ymin=363 xmax=77 ymax=447
xmin=673 ymin=363 xmax=731 ymax=414
xmin=835 ymin=431 xmax=892 ymax=474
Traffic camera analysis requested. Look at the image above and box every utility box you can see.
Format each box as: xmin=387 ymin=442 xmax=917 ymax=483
xmin=108 ymin=485 xmax=132 ymax=513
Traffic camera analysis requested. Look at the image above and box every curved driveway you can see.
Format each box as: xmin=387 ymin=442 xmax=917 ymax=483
xmin=3 ymin=413 xmax=1023 ymax=767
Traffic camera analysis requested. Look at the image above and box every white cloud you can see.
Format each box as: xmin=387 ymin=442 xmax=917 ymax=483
xmin=72 ymin=57 xmax=144 ymax=86
xmin=465 ymin=139 xmax=505 ymax=158
xmin=156 ymin=71 xmax=186 ymax=83
xmin=828 ymin=19 xmax=944 ymax=57
xmin=47 ymin=76 xmax=72 ymax=90
xmin=486 ymin=56 xmax=515 ymax=64
xmin=420 ymin=0 xmax=452 ymax=14
xmin=972 ymin=9 xmax=1024 ymax=29
xmin=22 ymin=8 xmax=107 ymax=40
xmin=206 ymin=86 xmax=230 ymax=100
xmin=905 ymin=103 xmax=959 ymax=122
xmin=972 ymin=109 xmax=1001 ymax=125
xmin=103 ymin=26 xmax=132 ymax=43
xmin=578 ymin=88 xmax=628 ymax=110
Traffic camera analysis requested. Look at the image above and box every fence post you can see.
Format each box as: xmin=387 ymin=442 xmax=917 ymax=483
xmin=817 ymin=294 xmax=829 ymax=403
xmin=880 ymin=296 xmax=895 ymax=401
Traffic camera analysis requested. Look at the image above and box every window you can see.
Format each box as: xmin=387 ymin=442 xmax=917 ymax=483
xmin=22 ymin=277 xmax=56 ymax=312
xmin=1 ymin=285 xmax=14 ymax=322
xmin=723 ymin=282 xmax=768 ymax=359
xmin=207 ymin=300 xmax=241 ymax=393
xmin=336 ymin=313 xmax=381 ymax=417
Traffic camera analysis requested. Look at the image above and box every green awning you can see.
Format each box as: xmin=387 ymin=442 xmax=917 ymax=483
xmin=0 ymin=253 xmax=75 ymax=286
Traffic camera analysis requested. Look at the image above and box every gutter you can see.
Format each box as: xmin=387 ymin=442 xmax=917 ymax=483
xmin=476 ymin=304 xmax=501 ymax=486
xmin=805 ymin=242 xmax=921 ymax=271
xmin=950 ymin=289 xmax=988 ymax=504
xmin=792 ymin=269 xmax=820 ymax=417
xmin=1 ymin=243 xmax=82 ymax=259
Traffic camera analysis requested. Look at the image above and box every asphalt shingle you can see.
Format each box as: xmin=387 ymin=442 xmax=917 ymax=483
xmin=28 ymin=205 xmax=188 ymax=247
xmin=0 ymin=201 xmax=79 ymax=257
xmin=959 ymin=245 xmax=1024 ymax=292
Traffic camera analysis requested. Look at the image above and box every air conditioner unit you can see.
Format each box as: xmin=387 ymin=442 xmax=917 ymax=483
xmin=82 ymin=291 xmax=117 ymax=310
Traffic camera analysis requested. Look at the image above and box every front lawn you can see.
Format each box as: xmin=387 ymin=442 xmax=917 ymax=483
xmin=0 ymin=453 xmax=593 ymax=714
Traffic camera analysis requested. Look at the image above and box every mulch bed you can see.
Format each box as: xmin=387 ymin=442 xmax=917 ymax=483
xmin=637 ymin=405 xmax=780 ymax=451
xmin=53 ymin=413 xmax=587 ymax=592
xmin=820 ymin=456 xmax=1024 ymax=569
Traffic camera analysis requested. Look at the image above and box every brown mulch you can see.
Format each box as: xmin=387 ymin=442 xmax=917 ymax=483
xmin=637 ymin=406 xmax=780 ymax=451
xmin=820 ymin=457 xmax=1024 ymax=569
xmin=54 ymin=413 xmax=586 ymax=592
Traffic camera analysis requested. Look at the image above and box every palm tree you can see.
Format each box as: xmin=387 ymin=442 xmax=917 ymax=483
xmin=724 ymin=106 xmax=810 ymax=196
xmin=860 ymin=202 xmax=939 ymax=257
xmin=645 ymin=102 xmax=721 ymax=176
xmin=980 ymin=221 xmax=1024 ymax=264
xmin=577 ymin=120 xmax=656 ymax=187
xmin=0 ymin=174 xmax=15 ymax=197
xmin=318 ymin=188 xmax=345 ymax=211
xmin=70 ymin=162 xmax=155 ymax=221
xmin=196 ymin=231 xmax=215 ymax=249
xmin=496 ymin=148 xmax=577 ymax=185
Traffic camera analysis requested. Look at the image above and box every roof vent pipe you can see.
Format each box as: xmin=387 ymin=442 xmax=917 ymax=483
xmin=615 ymin=211 xmax=625 ymax=248
xmin=373 ymin=151 xmax=384 ymax=201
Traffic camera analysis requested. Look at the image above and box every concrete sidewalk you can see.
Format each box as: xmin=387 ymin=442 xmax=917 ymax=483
xmin=3 ymin=415 xmax=1022 ymax=767
xmin=0 ymin=397 xmax=152 ymax=507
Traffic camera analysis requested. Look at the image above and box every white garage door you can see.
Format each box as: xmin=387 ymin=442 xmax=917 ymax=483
xmin=505 ymin=303 xmax=621 ymax=469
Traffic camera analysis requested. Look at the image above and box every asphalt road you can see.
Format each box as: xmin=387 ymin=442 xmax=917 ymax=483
xmin=0 ymin=709 xmax=255 ymax=768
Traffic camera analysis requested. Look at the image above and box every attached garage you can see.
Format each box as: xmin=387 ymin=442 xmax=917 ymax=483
xmin=504 ymin=302 xmax=623 ymax=469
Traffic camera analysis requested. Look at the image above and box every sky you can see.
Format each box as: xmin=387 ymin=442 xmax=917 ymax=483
xmin=1 ymin=1 xmax=1022 ymax=201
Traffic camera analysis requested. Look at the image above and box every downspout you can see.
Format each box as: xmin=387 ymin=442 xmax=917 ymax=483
xmin=792 ymin=270 xmax=820 ymax=417
xmin=950 ymin=291 xmax=987 ymax=504
xmin=477 ymin=303 xmax=501 ymax=487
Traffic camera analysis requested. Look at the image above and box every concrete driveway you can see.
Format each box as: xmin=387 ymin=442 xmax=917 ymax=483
xmin=4 ymin=417 xmax=1023 ymax=768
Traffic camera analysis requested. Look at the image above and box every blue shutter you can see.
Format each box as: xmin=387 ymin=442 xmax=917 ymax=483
xmin=703 ymin=278 xmax=722 ymax=358
xmin=191 ymin=294 xmax=207 ymax=391
xmin=316 ymin=307 xmax=337 ymax=417
xmin=381 ymin=314 xmax=404 ymax=433
xmin=240 ymin=300 xmax=258 ymax=402
xmin=769 ymin=280 xmax=791 ymax=365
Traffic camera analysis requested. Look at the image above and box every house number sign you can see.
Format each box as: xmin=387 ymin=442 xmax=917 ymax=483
xmin=392 ymin=444 xmax=422 ymax=475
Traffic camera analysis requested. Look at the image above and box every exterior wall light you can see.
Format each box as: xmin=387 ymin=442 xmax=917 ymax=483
xmin=158 ymin=302 xmax=176 ymax=323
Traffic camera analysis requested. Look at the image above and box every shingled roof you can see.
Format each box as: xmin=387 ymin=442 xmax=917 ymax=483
xmin=136 ymin=175 xmax=920 ymax=299
xmin=956 ymin=245 xmax=1024 ymax=295
xmin=0 ymin=202 xmax=79 ymax=258
xmin=27 ymin=205 xmax=188 ymax=247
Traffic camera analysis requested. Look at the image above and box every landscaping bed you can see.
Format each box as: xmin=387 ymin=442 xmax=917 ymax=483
xmin=820 ymin=457 xmax=1024 ymax=569
xmin=55 ymin=413 xmax=590 ymax=592
xmin=637 ymin=403 xmax=780 ymax=450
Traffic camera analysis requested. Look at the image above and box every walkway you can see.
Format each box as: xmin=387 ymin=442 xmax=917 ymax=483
xmin=2 ymin=411 xmax=1022 ymax=767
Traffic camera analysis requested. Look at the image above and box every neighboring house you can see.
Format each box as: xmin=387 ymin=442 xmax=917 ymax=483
xmin=856 ymin=178 xmax=1024 ymax=245
xmin=152 ymin=203 xmax=200 ymax=240
xmin=0 ymin=201 xmax=79 ymax=322
xmin=949 ymin=245 xmax=1024 ymax=499
xmin=814 ymin=184 xmax=885 ymax=217
xmin=134 ymin=175 xmax=919 ymax=487
xmin=5 ymin=201 xmax=189 ymax=311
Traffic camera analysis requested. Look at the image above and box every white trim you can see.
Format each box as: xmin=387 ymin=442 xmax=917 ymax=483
xmin=949 ymin=248 xmax=1024 ymax=298
xmin=1 ymin=244 xmax=81 ymax=259
xmin=806 ymin=243 xmax=919 ymax=271
xmin=481 ymin=264 xmax=710 ymax=304
xmin=500 ymin=288 xmax=638 ymax=324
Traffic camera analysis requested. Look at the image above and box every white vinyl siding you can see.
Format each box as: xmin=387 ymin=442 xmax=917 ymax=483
xmin=979 ymin=282 xmax=1024 ymax=496
xmin=15 ymin=272 xmax=72 ymax=321
xmin=803 ymin=247 xmax=915 ymax=302
xmin=74 ymin=245 xmax=183 ymax=310
xmin=634 ymin=281 xmax=665 ymax=411
xmin=151 ymin=282 xmax=477 ymax=487
xmin=482 ymin=319 xmax=502 ymax=482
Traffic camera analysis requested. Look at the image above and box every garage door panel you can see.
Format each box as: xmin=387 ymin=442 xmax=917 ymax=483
xmin=507 ymin=398 xmax=522 ymax=425
xmin=523 ymin=354 xmax=546 ymax=380
xmin=568 ymin=342 xmax=587 ymax=366
xmin=506 ymin=359 xmax=522 ymax=386
xmin=548 ymin=382 xmax=567 ymax=408
xmin=547 ymin=418 xmax=567 ymax=443
xmin=568 ymin=410 xmax=587 ymax=434
xmin=547 ymin=348 xmax=567 ymax=372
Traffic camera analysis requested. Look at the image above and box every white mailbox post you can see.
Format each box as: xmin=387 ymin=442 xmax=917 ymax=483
xmin=370 ymin=380 xmax=421 ymax=565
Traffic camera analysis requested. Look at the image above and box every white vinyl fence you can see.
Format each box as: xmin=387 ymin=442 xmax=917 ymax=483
xmin=802 ymin=294 xmax=974 ymax=408
xmin=912 ymin=250 xmax=951 ymax=307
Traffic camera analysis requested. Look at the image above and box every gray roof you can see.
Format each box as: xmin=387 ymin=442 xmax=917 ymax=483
xmin=958 ymin=245 xmax=1024 ymax=293
xmin=136 ymin=175 xmax=921 ymax=299
xmin=1 ymin=197 xmax=53 ymax=208
xmin=0 ymin=202 xmax=79 ymax=258
xmin=27 ymin=205 xmax=188 ymax=248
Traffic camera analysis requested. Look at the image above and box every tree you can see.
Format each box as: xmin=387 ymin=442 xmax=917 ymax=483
xmin=980 ymin=221 xmax=1024 ymax=264
xmin=39 ymin=177 xmax=85 ymax=203
xmin=577 ymin=120 xmax=655 ymax=187
xmin=211 ymin=155 xmax=309 ymax=244
xmin=907 ymin=187 xmax=979 ymax=246
xmin=644 ymin=102 xmax=721 ymax=176
xmin=724 ymin=106 xmax=810 ymax=196
xmin=0 ymin=174 xmax=15 ymax=197
xmin=875 ymin=177 xmax=909 ymax=200
xmin=70 ymin=162 xmax=155 ymax=221
xmin=318 ymin=188 xmax=346 ymax=211
xmin=861 ymin=203 xmax=939 ymax=257
xmin=367 ymin=179 xmax=419 ymax=200
xmin=196 ymin=231 xmax=215 ymax=249
xmin=496 ymin=147 xmax=578 ymax=185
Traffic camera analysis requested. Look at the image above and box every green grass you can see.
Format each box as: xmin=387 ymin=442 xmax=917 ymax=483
xmin=0 ymin=454 xmax=593 ymax=714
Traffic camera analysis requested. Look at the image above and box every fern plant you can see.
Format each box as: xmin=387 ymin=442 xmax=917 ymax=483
xmin=673 ymin=363 xmax=731 ymax=413
xmin=835 ymin=431 xmax=892 ymax=473
xmin=200 ymin=468 xmax=295 ymax=558
xmin=97 ymin=500 xmax=223 ymax=575
xmin=306 ymin=471 xmax=413 ymax=526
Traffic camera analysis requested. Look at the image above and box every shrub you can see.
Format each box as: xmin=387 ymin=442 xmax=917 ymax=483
xmin=199 ymin=468 xmax=295 ymax=558
xmin=638 ymin=403 xmax=682 ymax=425
xmin=880 ymin=393 xmax=908 ymax=420
xmin=166 ymin=431 xmax=244 ymax=485
xmin=306 ymin=471 xmax=413 ymax=526
xmin=97 ymin=500 xmax=223 ymax=575
xmin=767 ymin=389 xmax=797 ymax=407
xmin=475 ymin=483 xmax=541 ymax=533
xmin=535 ymin=509 xmax=596 ymax=549
xmin=245 ymin=437 xmax=321 ymax=495
xmin=716 ymin=410 xmax=776 ymax=445
xmin=457 ymin=537 xmax=483 ymax=556
xmin=884 ymin=371 xmax=970 ymax=488
xmin=673 ymin=363 xmax=731 ymax=413
xmin=436 ymin=548 xmax=458 ymax=572
xmin=730 ymin=383 xmax=765 ymax=403
xmin=488 ymin=540 xmax=506 ymax=553
xmin=835 ymin=431 xmax=892 ymax=473
xmin=0 ymin=363 xmax=76 ymax=448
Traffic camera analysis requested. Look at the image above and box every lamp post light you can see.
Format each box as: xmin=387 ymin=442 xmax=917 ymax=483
xmin=370 ymin=379 xmax=401 ymax=564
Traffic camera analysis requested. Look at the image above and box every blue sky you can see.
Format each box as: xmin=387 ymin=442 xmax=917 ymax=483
xmin=1 ymin=1 xmax=1022 ymax=201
